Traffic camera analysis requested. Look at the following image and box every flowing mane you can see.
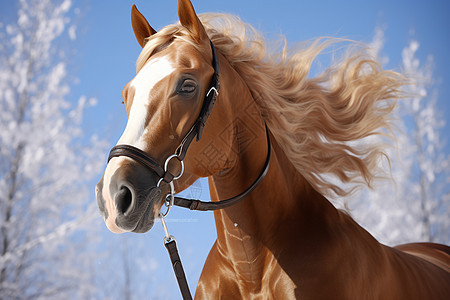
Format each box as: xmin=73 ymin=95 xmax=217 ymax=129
xmin=137 ymin=13 xmax=405 ymax=197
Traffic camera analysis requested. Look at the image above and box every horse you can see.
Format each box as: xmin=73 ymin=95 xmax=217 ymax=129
xmin=95 ymin=0 xmax=450 ymax=298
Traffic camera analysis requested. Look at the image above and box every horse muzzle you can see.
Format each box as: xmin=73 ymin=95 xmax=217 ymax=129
xmin=96 ymin=158 xmax=166 ymax=233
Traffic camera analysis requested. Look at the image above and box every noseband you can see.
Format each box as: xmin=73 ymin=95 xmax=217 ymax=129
xmin=106 ymin=41 xmax=271 ymax=300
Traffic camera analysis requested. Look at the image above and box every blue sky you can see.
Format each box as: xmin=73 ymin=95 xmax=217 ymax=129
xmin=2 ymin=0 xmax=449 ymax=297
xmin=76 ymin=0 xmax=449 ymax=295
xmin=73 ymin=0 xmax=450 ymax=141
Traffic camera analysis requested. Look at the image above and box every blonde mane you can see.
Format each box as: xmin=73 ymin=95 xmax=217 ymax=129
xmin=137 ymin=13 xmax=405 ymax=197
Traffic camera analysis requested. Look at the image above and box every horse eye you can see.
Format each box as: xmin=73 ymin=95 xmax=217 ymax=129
xmin=178 ymin=79 xmax=197 ymax=94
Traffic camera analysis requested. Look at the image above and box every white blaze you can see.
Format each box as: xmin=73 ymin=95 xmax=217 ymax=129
xmin=118 ymin=56 xmax=175 ymax=148
xmin=102 ymin=56 xmax=175 ymax=232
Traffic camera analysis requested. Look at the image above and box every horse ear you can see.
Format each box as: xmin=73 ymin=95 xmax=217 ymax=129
xmin=178 ymin=0 xmax=208 ymax=42
xmin=131 ymin=4 xmax=157 ymax=48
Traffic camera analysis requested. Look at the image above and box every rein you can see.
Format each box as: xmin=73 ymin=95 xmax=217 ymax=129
xmin=107 ymin=41 xmax=271 ymax=300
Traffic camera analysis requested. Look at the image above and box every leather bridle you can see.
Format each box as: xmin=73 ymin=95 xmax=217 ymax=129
xmin=106 ymin=41 xmax=271 ymax=300
xmin=108 ymin=40 xmax=271 ymax=213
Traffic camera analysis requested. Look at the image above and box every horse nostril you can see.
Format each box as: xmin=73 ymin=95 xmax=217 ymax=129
xmin=115 ymin=186 xmax=133 ymax=215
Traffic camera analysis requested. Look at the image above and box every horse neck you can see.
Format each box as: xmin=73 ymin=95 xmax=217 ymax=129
xmin=209 ymin=127 xmax=340 ymax=246
xmin=207 ymin=59 xmax=348 ymax=283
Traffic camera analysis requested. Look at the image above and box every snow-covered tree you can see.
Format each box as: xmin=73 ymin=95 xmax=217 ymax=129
xmin=348 ymin=28 xmax=450 ymax=246
xmin=0 ymin=0 xmax=107 ymax=298
xmin=399 ymin=39 xmax=450 ymax=243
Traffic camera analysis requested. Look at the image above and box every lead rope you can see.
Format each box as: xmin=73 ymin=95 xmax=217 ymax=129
xmin=159 ymin=201 xmax=193 ymax=300
xmin=158 ymin=152 xmax=193 ymax=300
xmin=159 ymin=213 xmax=193 ymax=300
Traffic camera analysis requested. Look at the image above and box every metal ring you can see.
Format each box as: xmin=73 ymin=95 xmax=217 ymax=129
xmin=157 ymin=178 xmax=163 ymax=188
xmin=159 ymin=181 xmax=174 ymax=217
xmin=160 ymin=203 xmax=171 ymax=218
xmin=207 ymin=86 xmax=219 ymax=97
xmin=165 ymin=193 xmax=174 ymax=208
xmin=164 ymin=154 xmax=184 ymax=180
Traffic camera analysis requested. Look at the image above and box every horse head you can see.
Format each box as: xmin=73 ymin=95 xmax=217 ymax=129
xmin=96 ymin=0 xmax=233 ymax=233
